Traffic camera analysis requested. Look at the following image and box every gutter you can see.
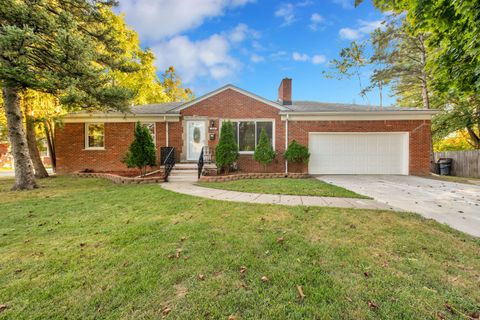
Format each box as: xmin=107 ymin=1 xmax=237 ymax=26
xmin=279 ymin=110 xmax=439 ymax=116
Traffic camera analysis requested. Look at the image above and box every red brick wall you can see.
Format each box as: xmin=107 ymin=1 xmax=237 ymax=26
xmin=56 ymin=122 xmax=167 ymax=174
xmin=173 ymin=88 xmax=286 ymax=173
xmin=55 ymin=89 xmax=432 ymax=176
xmin=287 ymin=119 xmax=432 ymax=175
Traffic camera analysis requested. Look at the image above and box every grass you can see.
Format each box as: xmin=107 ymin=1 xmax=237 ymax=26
xmin=426 ymin=174 xmax=480 ymax=185
xmin=197 ymin=178 xmax=369 ymax=198
xmin=0 ymin=176 xmax=479 ymax=319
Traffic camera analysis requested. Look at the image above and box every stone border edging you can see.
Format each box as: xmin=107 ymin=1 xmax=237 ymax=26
xmin=74 ymin=172 xmax=164 ymax=184
xmin=199 ymin=172 xmax=309 ymax=182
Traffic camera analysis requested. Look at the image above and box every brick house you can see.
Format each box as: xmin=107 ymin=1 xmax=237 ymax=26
xmin=56 ymin=78 xmax=436 ymax=176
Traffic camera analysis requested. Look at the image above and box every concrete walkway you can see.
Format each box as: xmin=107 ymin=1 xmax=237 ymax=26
xmin=319 ymin=175 xmax=480 ymax=237
xmin=161 ymin=182 xmax=396 ymax=210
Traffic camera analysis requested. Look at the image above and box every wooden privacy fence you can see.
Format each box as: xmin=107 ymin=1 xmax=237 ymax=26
xmin=434 ymin=150 xmax=480 ymax=178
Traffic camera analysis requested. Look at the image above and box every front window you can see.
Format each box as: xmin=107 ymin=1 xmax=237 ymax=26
xmin=230 ymin=120 xmax=274 ymax=153
xmin=86 ymin=123 xmax=104 ymax=149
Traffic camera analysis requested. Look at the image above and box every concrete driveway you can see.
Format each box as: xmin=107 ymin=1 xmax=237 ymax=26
xmin=318 ymin=175 xmax=480 ymax=237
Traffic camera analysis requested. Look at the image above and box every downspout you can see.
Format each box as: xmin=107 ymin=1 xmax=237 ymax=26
xmin=164 ymin=116 xmax=169 ymax=147
xmin=285 ymin=114 xmax=289 ymax=175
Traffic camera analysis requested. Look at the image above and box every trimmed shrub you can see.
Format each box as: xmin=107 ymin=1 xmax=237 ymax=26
xmin=215 ymin=121 xmax=239 ymax=173
xmin=284 ymin=140 xmax=310 ymax=163
xmin=123 ymin=122 xmax=157 ymax=176
xmin=253 ymin=128 xmax=276 ymax=172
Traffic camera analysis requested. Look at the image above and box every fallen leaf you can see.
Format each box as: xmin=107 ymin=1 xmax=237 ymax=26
xmin=0 ymin=305 xmax=8 ymax=313
xmin=228 ymin=315 xmax=237 ymax=320
xmin=368 ymin=300 xmax=378 ymax=311
xmin=239 ymin=266 xmax=247 ymax=274
xmin=436 ymin=312 xmax=445 ymax=320
xmin=445 ymin=303 xmax=454 ymax=314
xmin=198 ymin=274 xmax=205 ymax=281
xmin=175 ymin=249 xmax=182 ymax=259
xmin=261 ymin=276 xmax=269 ymax=282
xmin=276 ymin=237 xmax=284 ymax=244
xmin=296 ymin=285 xmax=306 ymax=300
xmin=162 ymin=306 xmax=171 ymax=316
xmin=183 ymin=256 xmax=190 ymax=261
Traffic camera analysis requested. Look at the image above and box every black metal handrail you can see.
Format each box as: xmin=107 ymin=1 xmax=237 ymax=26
xmin=162 ymin=147 xmax=175 ymax=182
xmin=198 ymin=146 xmax=205 ymax=179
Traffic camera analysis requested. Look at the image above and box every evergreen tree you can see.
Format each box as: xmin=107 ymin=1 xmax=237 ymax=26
xmin=284 ymin=140 xmax=310 ymax=164
xmin=123 ymin=122 xmax=156 ymax=177
xmin=253 ymin=128 xmax=276 ymax=172
xmin=1 ymin=0 xmax=140 ymax=190
xmin=215 ymin=121 xmax=239 ymax=173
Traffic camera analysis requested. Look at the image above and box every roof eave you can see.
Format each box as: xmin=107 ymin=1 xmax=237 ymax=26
xmin=279 ymin=110 xmax=439 ymax=116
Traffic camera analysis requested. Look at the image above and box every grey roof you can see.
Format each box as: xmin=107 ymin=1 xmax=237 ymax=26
xmin=284 ymin=101 xmax=427 ymax=113
xmin=130 ymin=102 xmax=182 ymax=114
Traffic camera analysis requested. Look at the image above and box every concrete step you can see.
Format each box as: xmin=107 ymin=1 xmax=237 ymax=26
xmin=168 ymin=176 xmax=198 ymax=182
xmin=174 ymin=164 xmax=198 ymax=170
xmin=170 ymin=169 xmax=198 ymax=175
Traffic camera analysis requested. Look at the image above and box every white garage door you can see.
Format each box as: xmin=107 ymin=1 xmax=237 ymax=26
xmin=308 ymin=133 xmax=409 ymax=175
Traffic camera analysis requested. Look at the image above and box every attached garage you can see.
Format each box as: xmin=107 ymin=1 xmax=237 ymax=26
xmin=308 ymin=132 xmax=409 ymax=175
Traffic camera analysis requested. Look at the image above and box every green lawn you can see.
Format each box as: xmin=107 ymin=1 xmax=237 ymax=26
xmin=198 ymin=178 xmax=369 ymax=198
xmin=0 ymin=177 xmax=479 ymax=319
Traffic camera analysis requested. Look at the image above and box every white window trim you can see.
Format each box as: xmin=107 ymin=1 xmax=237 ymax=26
xmin=84 ymin=123 xmax=105 ymax=150
xmin=220 ymin=119 xmax=276 ymax=154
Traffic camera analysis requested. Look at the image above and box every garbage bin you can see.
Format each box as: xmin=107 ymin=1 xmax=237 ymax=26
xmin=437 ymin=158 xmax=452 ymax=176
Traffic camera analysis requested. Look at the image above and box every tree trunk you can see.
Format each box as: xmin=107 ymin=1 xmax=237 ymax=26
xmin=24 ymin=103 xmax=49 ymax=178
xmin=466 ymin=127 xmax=480 ymax=149
xmin=2 ymin=86 xmax=38 ymax=190
xmin=419 ymin=39 xmax=435 ymax=172
xmin=44 ymin=119 xmax=56 ymax=171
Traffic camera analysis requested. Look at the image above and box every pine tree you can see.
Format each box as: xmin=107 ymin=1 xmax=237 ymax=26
xmin=253 ymin=128 xmax=276 ymax=172
xmin=123 ymin=122 xmax=157 ymax=177
xmin=284 ymin=140 xmax=310 ymax=164
xmin=1 ymin=0 xmax=140 ymax=190
xmin=215 ymin=121 xmax=239 ymax=173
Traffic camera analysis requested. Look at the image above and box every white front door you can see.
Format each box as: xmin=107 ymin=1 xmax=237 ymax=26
xmin=308 ymin=132 xmax=409 ymax=175
xmin=187 ymin=121 xmax=206 ymax=161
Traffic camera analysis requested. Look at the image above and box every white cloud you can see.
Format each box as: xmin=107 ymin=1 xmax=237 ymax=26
xmin=275 ymin=3 xmax=296 ymax=25
xmin=250 ymin=54 xmax=265 ymax=63
xmin=229 ymin=23 xmax=260 ymax=43
xmin=292 ymin=52 xmax=309 ymax=62
xmin=270 ymin=51 xmax=288 ymax=60
xmin=339 ymin=28 xmax=361 ymax=40
xmin=339 ymin=19 xmax=384 ymax=40
xmin=252 ymin=41 xmax=265 ymax=51
xmin=312 ymin=54 xmax=327 ymax=64
xmin=275 ymin=1 xmax=313 ymax=26
xmin=309 ymin=13 xmax=325 ymax=30
xmin=118 ymin=0 xmax=255 ymax=41
xmin=152 ymin=34 xmax=239 ymax=83
xmin=292 ymin=52 xmax=327 ymax=64
xmin=332 ymin=0 xmax=354 ymax=9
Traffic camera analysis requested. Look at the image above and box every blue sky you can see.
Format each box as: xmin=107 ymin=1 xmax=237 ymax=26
xmin=117 ymin=0 xmax=392 ymax=105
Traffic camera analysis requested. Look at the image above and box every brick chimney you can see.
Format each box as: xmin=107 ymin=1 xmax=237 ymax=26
xmin=278 ymin=78 xmax=292 ymax=105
